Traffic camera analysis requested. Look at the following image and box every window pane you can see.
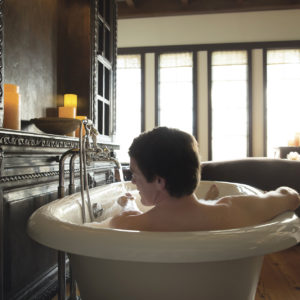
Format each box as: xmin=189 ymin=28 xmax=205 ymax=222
xmin=211 ymin=50 xmax=248 ymax=160
xmin=116 ymin=54 xmax=142 ymax=163
xmin=266 ymin=49 xmax=300 ymax=157
xmin=158 ymin=52 xmax=193 ymax=134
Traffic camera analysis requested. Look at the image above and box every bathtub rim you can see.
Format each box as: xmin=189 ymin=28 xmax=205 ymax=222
xmin=27 ymin=181 xmax=300 ymax=263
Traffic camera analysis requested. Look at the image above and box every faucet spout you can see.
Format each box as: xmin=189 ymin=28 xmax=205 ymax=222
xmin=58 ymin=148 xmax=79 ymax=198
xmin=69 ymin=152 xmax=80 ymax=194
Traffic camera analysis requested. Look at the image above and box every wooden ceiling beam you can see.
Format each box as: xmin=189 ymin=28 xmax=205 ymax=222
xmin=117 ymin=0 xmax=300 ymax=19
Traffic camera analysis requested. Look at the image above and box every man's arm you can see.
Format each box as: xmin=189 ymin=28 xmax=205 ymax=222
xmin=204 ymin=184 xmax=219 ymax=200
xmin=109 ymin=193 xmax=142 ymax=229
xmin=217 ymin=187 xmax=300 ymax=228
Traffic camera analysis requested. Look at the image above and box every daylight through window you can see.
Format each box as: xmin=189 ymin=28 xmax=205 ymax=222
xmin=158 ymin=52 xmax=194 ymax=135
xmin=211 ymin=50 xmax=248 ymax=160
xmin=266 ymin=49 xmax=300 ymax=157
xmin=116 ymin=54 xmax=142 ymax=163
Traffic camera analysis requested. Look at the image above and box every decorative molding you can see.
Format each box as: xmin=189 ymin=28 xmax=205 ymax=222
xmin=0 ymin=166 xmax=85 ymax=183
xmin=0 ymin=132 xmax=79 ymax=149
xmin=0 ymin=166 xmax=113 ymax=184
xmin=0 ymin=170 xmax=60 ymax=183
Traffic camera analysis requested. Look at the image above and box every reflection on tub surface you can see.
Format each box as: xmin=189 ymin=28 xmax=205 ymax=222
xmin=27 ymin=181 xmax=300 ymax=300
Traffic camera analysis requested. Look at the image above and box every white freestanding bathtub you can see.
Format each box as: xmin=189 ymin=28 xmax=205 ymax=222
xmin=27 ymin=181 xmax=300 ymax=300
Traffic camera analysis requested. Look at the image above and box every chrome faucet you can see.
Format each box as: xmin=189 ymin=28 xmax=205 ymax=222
xmin=80 ymin=120 xmax=123 ymax=222
xmin=58 ymin=119 xmax=122 ymax=223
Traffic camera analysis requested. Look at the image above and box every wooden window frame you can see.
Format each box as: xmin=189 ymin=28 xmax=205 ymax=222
xmin=118 ymin=40 xmax=300 ymax=159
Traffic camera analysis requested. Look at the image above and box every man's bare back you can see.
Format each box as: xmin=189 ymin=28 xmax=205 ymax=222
xmin=110 ymin=185 xmax=300 ymax=232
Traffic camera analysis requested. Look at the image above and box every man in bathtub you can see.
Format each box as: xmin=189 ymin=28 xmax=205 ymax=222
xmin=110 ymin=127 xmax=300 ymax=231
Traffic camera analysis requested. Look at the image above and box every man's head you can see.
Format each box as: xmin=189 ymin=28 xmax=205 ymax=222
xmin=128 ymin=127 xmax=201 ymax=198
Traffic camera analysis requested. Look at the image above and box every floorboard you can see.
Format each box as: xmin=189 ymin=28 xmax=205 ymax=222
xmin=255 ymin=244 xmax=300 ymax=300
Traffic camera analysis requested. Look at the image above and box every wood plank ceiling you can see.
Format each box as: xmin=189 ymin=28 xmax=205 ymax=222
xmin=117 ymin=0 xmax=300 ymax=19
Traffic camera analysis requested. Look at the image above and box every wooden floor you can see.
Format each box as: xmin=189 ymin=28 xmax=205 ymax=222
xmin=52 ymin=245 xmax=300 ymax=300
xmin=255 ymin=244 xmax=300 ymax=300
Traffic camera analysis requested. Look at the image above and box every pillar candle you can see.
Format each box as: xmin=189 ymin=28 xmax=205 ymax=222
xmin=58 ymin=107 xmax=76 ymax=137
xmin=294 ymin=133 xmax=300 ymax=147
xmin=75 ymin=116 xmax=87 ymax=137
xmin=64 ymin=94 xmax=77 ymax=108
xmin=3 ymin=84 xmax=21 ymax=130
xmin=58 ymin=106 xmax=76 ymax=119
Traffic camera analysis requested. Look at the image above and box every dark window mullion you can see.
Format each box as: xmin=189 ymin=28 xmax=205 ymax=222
xmin=141 ymin=53 xmax=146 ymax=132
xmin=155 ymin=53 xmax=159 ymax=127
xmin=247 ymin=49 xmax=253 ymax=157
xmin=207 ymin=51 xmax=213 ymax=161
xmin=192 ymin=50 xmax=198 ymax=139
xmin=262 ymin=48 xmax=267 ymax=157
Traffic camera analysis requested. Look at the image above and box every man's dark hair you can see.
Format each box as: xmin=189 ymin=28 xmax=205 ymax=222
xmin=128 ymin=127 xmax=200 ymax=197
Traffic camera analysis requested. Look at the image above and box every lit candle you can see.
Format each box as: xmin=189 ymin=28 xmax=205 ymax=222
xmin=3 ymin=84 xmax=21 ymax=130
xmin=75 ymin=116 xmax=87 ymax=137
xmin=64 ymin=94 xmax=77 ymax=108
xmin=294 ymin=133 xmax=300 ymax=147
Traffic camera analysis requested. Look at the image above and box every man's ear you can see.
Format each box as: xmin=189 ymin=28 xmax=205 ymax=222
xmin=155 ymin=176 xmax=166 ymax=191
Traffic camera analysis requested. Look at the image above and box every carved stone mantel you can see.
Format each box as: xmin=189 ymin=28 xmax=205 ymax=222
xmin=0 ymin=129 xmax=118 ymax=185
xmin=0 ymin=128 xmax=118 ymax=151
xmin=0 ymin=128 xmax=118 ymax=300
xmin=0 ymin=129 xmax=79 ymax=151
